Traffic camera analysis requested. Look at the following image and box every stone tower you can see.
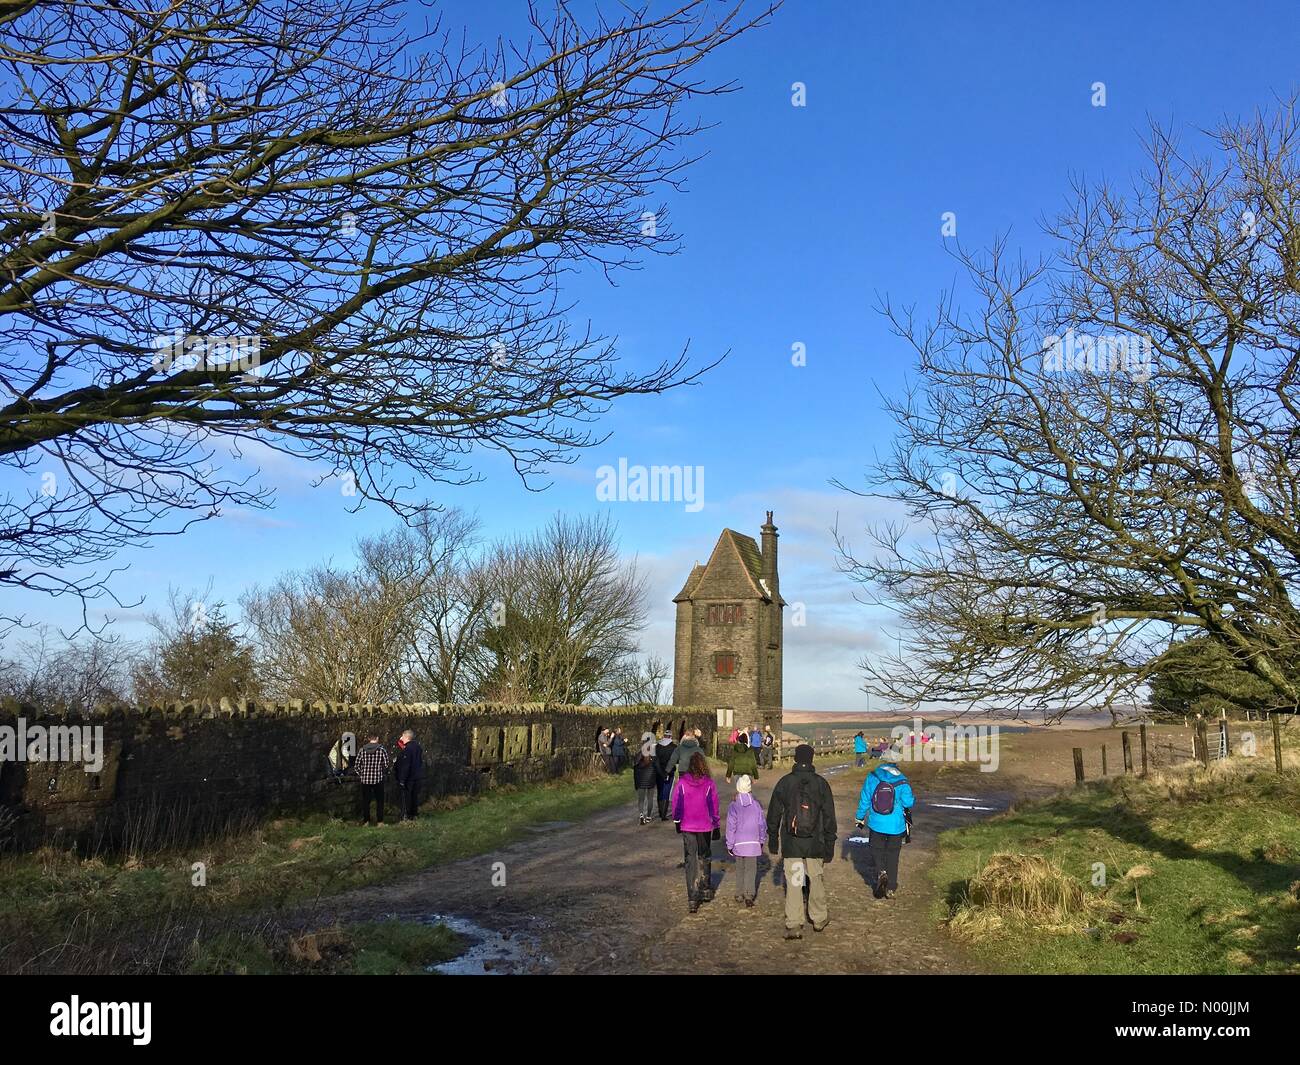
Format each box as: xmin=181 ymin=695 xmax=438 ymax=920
xmin=672 ymin=513 xmax=784 ymax=742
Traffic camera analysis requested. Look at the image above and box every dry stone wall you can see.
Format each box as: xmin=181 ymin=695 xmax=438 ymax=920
xmin=0 ymin=700 xmax=715 ymax=851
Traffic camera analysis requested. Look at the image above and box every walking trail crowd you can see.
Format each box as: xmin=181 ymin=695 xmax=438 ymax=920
xmin=323 ymin=720 xmax=919 ymax=941
xmin=601 ymin=723 xmax=917 ymax=939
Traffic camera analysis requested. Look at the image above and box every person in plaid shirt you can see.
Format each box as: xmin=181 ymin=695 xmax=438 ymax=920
xmin=355 ymin=733 xmax=392 ymax=826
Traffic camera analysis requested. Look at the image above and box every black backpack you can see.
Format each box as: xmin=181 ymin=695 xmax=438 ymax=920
xmin=788 ymin=777 xmax=821 ymax=838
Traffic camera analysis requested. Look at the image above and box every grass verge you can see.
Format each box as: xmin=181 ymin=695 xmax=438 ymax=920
xmin=0 ymin=768 xmax=630 ymax=973
xmin=932 ymin=755 xmax=1300 ymax=974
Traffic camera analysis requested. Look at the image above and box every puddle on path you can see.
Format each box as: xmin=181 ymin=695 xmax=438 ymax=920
xmin=420 ymin=913 xmax=546 ymax=975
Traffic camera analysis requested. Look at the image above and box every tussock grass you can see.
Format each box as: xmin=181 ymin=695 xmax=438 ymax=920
xmin=934 ymin=748 xmax=1300 ymax=974
xmin=948 ymin=853 xmax=1099 ymax=938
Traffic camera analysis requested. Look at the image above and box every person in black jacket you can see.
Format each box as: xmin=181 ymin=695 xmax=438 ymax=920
xmin=633 ymin=750 xmax=665 ymax=824
xmin=654 ymin=732 xmax=678 ymax=821
xmin=766 ymin=744 xmax=837 ymax=940
xmin=394 ymin=729 xmax=426 ymax=821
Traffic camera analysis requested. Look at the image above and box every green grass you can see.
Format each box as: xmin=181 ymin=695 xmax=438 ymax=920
xmin=932 ymin=760 xmax=1300 ymax=974
xmin=348 ymin=920 xmax=464 ymax=975
xmin=183 ymin=920 xmax=464 ymax=975
xmin=0 ymin=769 xmax=630 ymax=972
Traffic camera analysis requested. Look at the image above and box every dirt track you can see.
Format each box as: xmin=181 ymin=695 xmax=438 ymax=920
xmin=311 ymin=747 xmax=1059 ymax=974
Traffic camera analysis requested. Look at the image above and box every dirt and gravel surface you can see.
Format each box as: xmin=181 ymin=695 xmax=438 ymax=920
xmin=305 ymin=726 xmax=1185 ymax=973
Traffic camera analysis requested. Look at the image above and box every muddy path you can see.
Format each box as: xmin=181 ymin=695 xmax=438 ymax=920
xmin=305 ymin=756 xmax=1023 ymax=975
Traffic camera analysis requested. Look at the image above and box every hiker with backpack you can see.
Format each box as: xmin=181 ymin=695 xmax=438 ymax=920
xmin=854 ymin=750 xmax=915 ymax=899
xmin=765 ymin=744 xmax=838 ymax=940
xmin=671 ymin=751 xmax=721 ymax=912
xmin=853 ymin=731 xmax=867 ymax=768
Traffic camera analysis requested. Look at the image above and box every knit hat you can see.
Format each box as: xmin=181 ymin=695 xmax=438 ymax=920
xmin=736 ymin=774 xmax=752 ymax=793
xmin=794 ymin=743 xmax=815 ymax=766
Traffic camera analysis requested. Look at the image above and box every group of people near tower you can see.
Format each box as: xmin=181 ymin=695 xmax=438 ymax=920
xmin=632 ymin=723 xmax=917 ymax=936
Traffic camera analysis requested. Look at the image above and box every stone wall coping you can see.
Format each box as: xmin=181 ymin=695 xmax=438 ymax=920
xmin=0 ymin=700 xmax=715 ymax=723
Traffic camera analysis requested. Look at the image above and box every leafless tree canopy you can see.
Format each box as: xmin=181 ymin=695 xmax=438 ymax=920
xmin=0 ymin=625 xmax=134 ymax=710
xmin=0 ymin=0 xmax=768 ymax=614
xmin=477 ymin=511 xmax=648 ymax=703
xmin=239 ymin=508 xmax=653 ymax=704
xmin=838 ymin=102 xmax=1300 ymax=720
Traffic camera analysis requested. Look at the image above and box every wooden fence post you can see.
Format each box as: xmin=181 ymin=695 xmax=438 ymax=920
xmin=1139 ymin=723 xmax=1148 ymax=776
xmin=1273 ymin=714 xmax=1284 ymax=773
xmin=1101 ymin=744 xmax=1108 ymax=776
xmin=1122 ymin=731 xmax=1133 ymax=773
xmin=1196 ymin=719 xmax=1209 ymax=767
xmin=1072 ymin=747 xmax=1085 ymax=784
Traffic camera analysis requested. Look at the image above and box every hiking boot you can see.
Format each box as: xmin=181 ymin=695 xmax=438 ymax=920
xmin=812 ymin=920 xmax=830 ymax=932
xmin=873 ymin=871 xmax=888 ymax=899
xmin=689 ymin=899 xmax=700 ymax=914
xmin=744 ymin=898 xmax=755 ymax=909
xmin=783 ymin=928 xmax=802 ymax=940
xmin=734 ymin=894 xmax=744 ymax=904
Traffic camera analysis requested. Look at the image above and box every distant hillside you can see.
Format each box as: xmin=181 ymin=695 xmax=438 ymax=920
xmin=782 ymin=706 xmax=1148 ymax=729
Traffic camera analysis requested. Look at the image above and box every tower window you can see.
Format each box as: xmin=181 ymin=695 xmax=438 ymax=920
xmin=714 ymin=652 xmax=737 ymax=677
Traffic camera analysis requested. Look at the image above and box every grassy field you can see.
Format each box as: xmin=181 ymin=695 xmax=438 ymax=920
xmin=0 ymin=768 xmax=631 ymax=974
xmin=932 ymin=756 xmax=1300 ymax=974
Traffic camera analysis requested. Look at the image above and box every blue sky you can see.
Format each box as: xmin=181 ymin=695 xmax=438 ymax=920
xmin=6 ymin=0 xmax=1299 ymax=709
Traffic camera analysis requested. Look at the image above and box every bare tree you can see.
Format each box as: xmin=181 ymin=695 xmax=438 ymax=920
xmin=364 ymin=509 xmax=495 ymax=703
xmin=603 ymin=653 xmax=671 ymax=706
xmin=241 ymin=558 xmax=414 ymax=702
xmin=838 ymin=101 xmax=1300 ymax=720
xmin=0 ymin=0 xmax=770 ymax=615
xmin=477 ymin=512 xmax=647 ymax=703
xmin=0 ymin=626 xmax=135 ymax=710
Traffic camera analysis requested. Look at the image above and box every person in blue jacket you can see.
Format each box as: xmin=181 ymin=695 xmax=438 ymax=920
xmin=854 ymin=752 xmax=915 ymax=899
xmin=852 ymin=731 xmax=868 ymax=768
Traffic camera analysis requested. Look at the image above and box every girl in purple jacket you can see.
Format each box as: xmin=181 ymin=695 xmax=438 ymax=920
xmin=671 ymin=751 xmax=720 ymax=912
xmin=725 ymin=774 xmax=766 ymax=908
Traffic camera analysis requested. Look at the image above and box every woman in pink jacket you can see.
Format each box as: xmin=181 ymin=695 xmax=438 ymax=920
xmin=671 ymin=751 xmax=720 ymax=912
xmin=725 ymin=774 xmax=766 ymax=908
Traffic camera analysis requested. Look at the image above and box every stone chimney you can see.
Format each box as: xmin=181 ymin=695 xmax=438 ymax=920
xmin=760 ymin=511 xmax=778 ymax=597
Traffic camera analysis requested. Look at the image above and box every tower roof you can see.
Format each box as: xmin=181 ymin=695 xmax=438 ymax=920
xmin=673 ymin=527 xmax=784 ymax=605
xmin=673 ymin=563 xmax=706 ymax=603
